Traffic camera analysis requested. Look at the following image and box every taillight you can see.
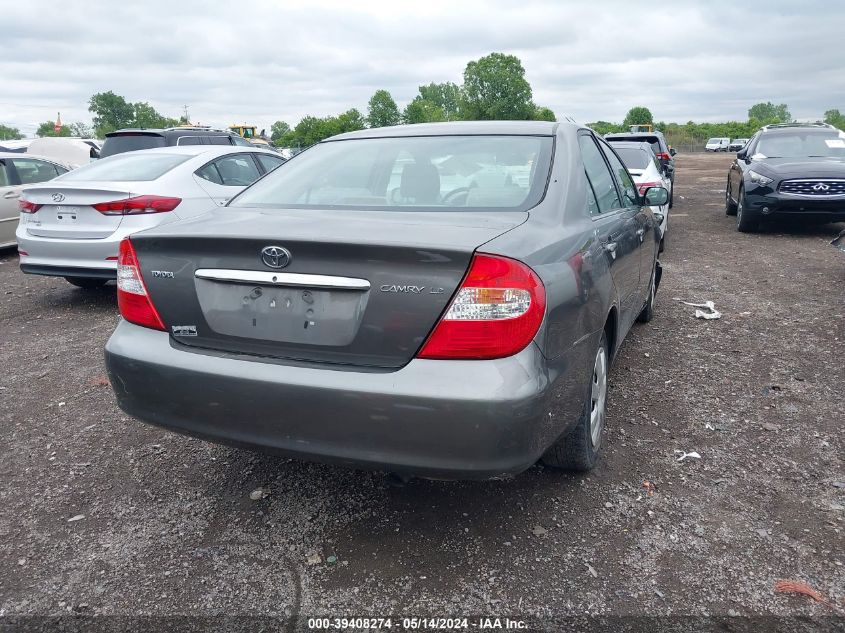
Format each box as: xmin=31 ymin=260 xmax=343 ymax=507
xmin=94 ymin=195 xmax=181 ymax=215
xmin=117 ymin=238 xmax=165 ymax=331
xmin=656 ymin=152 xmax=670 ymax=161
xmin=19 ymin=197 xmax=42 ymax=213
xmin=637 ymin=181 xmax=661 ymax=196
xmin=417 ymin=253 xmax=545 ymax=360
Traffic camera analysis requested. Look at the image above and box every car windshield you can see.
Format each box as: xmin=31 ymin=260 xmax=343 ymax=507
xmin=230 ymin=135 xmax=554 ymax=211
xmin=755 ymin=132 xmax=845 ymax=158
xmin=707 ymin=138 xmax=722 ymax=144
xmin=612 ymin=147 xmax=651 ymax=170
xmin=56 ymin=152 xmax=191 ymax=182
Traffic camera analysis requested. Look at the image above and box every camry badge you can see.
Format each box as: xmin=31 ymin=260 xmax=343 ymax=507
xmin=51 ymin=193 xmax=65 ymax=202
xmin=812 ymin=183 xmax=830 ymax=191
xmin=261 ymin=246 xmax=292 ymax=269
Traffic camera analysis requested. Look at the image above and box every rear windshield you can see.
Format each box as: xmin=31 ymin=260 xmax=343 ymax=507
xmin=230 ymin=135 xmax=554 ymax=212
xmin=100 ymin=134 xmax=166 ymax=158
xmin=756 ymin=131 xmax=845 ymax=158
xmin=612 ymin=147 xmax=651 ymax=170
xmin=56 ymin=152 xmax=191 ymax=182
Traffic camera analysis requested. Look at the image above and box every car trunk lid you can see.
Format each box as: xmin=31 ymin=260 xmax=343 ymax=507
xmin=22 ymin=182 xmax=138 ymax=239
xmin=130 ymin=207 xmax=526 ymax=368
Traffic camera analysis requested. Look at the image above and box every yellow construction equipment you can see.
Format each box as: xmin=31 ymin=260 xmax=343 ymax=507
xmin=229 ymin=124 xmax=272 ymax=148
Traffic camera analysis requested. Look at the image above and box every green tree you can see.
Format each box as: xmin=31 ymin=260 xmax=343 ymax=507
xmin=532 ymin=106 xmax=556 ymax=122
xmin=403 ymin=97 xmax=446 ymax=124
xmin=281 ymin=109 xmax=367 ymax=148
xmin=36 ymin=121 xmax=72 ymax=137
xmin=418 ymin=82 xmax=462 ymax=120
xmin=133 ymin=102 xmax=179 ymax=129
xmin=335 ymin=108 xmax=366 ymax=133
xmin=270 ymin=120 xmax=291 ymax=142
xmin=69 ymin=122 xmax=94 ymax=138
xmin=367 ymin=90 xmax=401 ymax=128
xmin=824 ymin=109 xmax=845 ymax=129
xmin=0 ymin=124 xmax=23 ymax=140
xmin=747 ymin=102 xmax=791 ymax=123
xmin=89 ymin=91 xmax=135 ymax=136
xmin=460 ymin=52 xmax=535 ymax=120
xmin=623 ymin=106 xmax=653 ymax=127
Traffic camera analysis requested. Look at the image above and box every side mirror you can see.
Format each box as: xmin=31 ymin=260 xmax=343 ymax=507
xmin=643 ymin=186 xmax=669 ymax=207
xmin=736 ymin=148 xmax=748 ymax=160
xmin=669 ymin=148 xmax=677 ymax=157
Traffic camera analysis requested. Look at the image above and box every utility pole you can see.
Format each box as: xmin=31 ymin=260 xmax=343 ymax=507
xmin=183 ymin=105 xmax=190 ymax=124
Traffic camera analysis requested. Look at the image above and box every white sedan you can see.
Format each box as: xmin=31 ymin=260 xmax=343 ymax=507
xmin=609 ymin=141 xmax=672 ymax=252
xmin=16 ymin=145 xmax=285 ymax=288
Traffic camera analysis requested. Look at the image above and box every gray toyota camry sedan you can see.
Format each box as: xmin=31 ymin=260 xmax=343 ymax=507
xmin=105 ymin=121 xmax=667 ymax=480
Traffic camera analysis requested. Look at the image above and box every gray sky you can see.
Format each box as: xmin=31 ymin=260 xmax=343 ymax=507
xmin=3 ymin=0 xmax=843 ymax=137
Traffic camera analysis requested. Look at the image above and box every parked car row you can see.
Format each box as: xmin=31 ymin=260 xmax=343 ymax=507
xmin=3 ymin=120 xmax=671 ymax=480
xmin=725 ymin=122 xmax=845 ymax=231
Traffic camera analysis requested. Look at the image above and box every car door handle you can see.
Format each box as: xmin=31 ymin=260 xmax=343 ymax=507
xmin=636 ymin=228 xmax=645 ymax=237
xmin=3 ymin=192 xmax=19 ymax=199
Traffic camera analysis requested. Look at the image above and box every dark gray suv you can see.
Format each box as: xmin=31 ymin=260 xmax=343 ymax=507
xmin=99 ymin=127 xmax=254 ymax=158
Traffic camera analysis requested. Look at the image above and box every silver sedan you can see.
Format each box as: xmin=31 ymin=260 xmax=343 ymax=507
xmin=16 ymin=145 xmax=286 ymax=288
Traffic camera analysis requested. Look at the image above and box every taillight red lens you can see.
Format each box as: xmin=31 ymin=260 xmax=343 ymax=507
xmin=417 ymin=253 xmax=545 ymax=360
xmin=656 ymin=152 xmax=670 ymax=161
xmin=117 ymin=238 xmax=166 ymax=331
xmin=19 ymin=198 xmax=42 ymax=213
xmin=94 ymin=195 xmax=181 ymax=215
xmin=637 ymin=181 xmax=661 ymax=196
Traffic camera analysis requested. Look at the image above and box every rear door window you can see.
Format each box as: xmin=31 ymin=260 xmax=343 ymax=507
xmin=176 ymin=136 xmax=204 ymax=146
xmin=256 ymin=154 xmax=285 ymax=172
xmin=207 ymin=135 xmax=237 ymax=146
xmin=212 ymin=154 xmax=261 ymax=186
xmin=0 ymin=161 xmax=10 ymax=187
xmin=100 ymin=134 xmax=166 ymax=158
xmin=600 ymin=143 xmax=639 ymax=207
xmin=10 ymin=158 xmax=61 ymax=184
xmin=578 ymin=135 xmax=621 ymax=214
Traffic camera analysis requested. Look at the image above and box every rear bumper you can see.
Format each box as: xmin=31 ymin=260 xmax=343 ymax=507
xmin=20 ymin=263 xmax=116 ymax=279
xmin=105 ymin=321 xmax=579 ymax=479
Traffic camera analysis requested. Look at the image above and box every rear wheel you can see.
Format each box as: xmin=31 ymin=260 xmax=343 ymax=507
xmin=735 ymin=186 xmax=759 ymax=232
xmin=541 ymin=332 xmax=608 ymax=472
xmin=637 ymin=262 xmax=657 ymax=323
xmin=65 ymin=277 xmax=108 ymax=289
xmin=725 ymin=178 xmax=737 ymax=215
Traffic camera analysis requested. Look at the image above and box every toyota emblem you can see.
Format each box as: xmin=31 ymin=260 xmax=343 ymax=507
xmin=261 ymin=246 xmax=292 ymax=269
xmin=52 ymin=193 xmax=65 ymax=202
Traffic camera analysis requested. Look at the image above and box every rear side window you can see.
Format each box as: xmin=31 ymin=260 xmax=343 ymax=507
xmin=176 ymin=136 xmax=204 ymax=146
xmin=58 ymin=153 xmax=191 ymax=182
xmin=0 ymin=162 xmax=10 ymax=187
xmin=207 ymin=136 xmax=237 ymax=146
xmin=11 ymin=158 xmax=61 ymax=184
xmin=256 ymin=154 xmax=285 ymax=172
xmin=213 ymin=155 xmax=261 ymax=186
xmin=100 ymin=134 xmax=165 ymax=158
xmin=579 ymin=135 xmax=621 ymax=214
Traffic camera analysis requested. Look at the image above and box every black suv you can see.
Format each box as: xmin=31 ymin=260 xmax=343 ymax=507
xmin=725 ymin=123 xmax=845 ymax=232
xmin=604 ymin=130 xmax=676 ymax=207
xmin=99 ymin=127 xmax=255 ymax=159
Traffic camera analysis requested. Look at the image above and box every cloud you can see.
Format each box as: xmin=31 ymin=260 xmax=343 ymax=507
xmin=1 ymin=0 xmax=843 ymax=136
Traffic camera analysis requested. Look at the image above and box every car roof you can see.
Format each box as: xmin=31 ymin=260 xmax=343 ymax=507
xmin=605 ymin=131 xmax=664 ymax=139
xmin=608 ymin=140 xmax=656 ymax=152
xmin=100 ymin=145 xmax=277 ymax=159
xmin=760 ymin=125 xmax=839 ymax=135
xmin=106 ymin=128 xmax=233 ymax=137
xmin=0 ymin=151 xmax=70 ymax=166
xmin=329 ymin=120 xmax=560 ymax=141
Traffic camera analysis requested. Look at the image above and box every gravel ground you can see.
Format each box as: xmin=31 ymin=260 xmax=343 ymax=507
xmin=1 ymin=152 xmax=843 ymax=629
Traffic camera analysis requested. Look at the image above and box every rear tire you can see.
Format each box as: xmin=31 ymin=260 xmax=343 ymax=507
xmin=725 ymin=178 xmax=738 ymax=215
xmin=637 ymin=262 xmax=657 ymax=323
xmin=65 ymin=277 xmax=108 ymax=289
xmin=735 ymin=186 xmax=759 ymax=232
xmin=541 ymin=332 xmax=608 ymax=472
